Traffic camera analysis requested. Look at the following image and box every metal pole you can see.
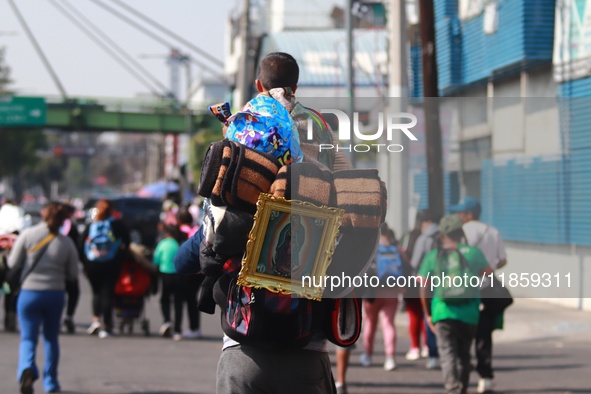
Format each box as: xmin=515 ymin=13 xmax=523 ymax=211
xmin=419 ymin=0 xmax=444 ymax=220
xmin=185 ymin=54 xmax=192 ymax=128
xmin=381 ymin=0 xmax=409 ymax=234
xmin=345 ymin=0 xmax=356 ymax=168
xmin=238 ymin=0 xmax=251 ymax=105
xmin=181 ymin=54 xmax=192 ymax=199
xmin=166 ymin=49 xmax=182 ymax=180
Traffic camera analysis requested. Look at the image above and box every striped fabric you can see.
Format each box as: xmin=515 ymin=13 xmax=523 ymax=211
xmin=198 ymin=139 xmax=281 ymax=214
xmin=333 ymin=169 xmax=387 ymax=229
xmin=269 ymin=163 xmax=335 ymax=207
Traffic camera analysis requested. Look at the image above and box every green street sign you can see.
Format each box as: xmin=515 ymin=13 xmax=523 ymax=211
xmin=0 ymin=96 xmax=47 ymax=127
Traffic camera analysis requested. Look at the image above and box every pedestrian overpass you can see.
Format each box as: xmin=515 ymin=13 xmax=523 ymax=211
xmin=0 ymin=95 xmax=218 ymax=134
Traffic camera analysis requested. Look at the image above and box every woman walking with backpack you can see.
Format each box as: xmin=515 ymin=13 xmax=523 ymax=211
xmin=360 ymin=224 xmax=405 ymax=371
xmin=81 ymin=199 xmax=130 ymax=338
xmin=7 ymin=202 xmax=79 ymax=394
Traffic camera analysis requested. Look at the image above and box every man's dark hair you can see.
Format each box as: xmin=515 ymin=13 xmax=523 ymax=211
xmin=446 ymin=229 xmax=465 ymax=243
xmin=177 ymin=208 xmax=194 ymax=226
xmin=417 ymin=209 xmax=440 ymax=224
xmin=257 ymin=52 xmax=299 ymax=90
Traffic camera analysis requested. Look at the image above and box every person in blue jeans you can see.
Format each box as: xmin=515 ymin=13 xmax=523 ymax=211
xmin=7 ymin=202 xmax=79 ymax=394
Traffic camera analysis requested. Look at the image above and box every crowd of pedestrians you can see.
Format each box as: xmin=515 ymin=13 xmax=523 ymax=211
xmin=0 ymin=194 xmax=510 ymax=394
xmin=0 ymin=197 xmax=204 ymax=393
xmin=331 ymin=198 xmax=509 ymax=394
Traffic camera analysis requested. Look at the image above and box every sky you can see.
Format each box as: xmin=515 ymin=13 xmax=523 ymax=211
xmin=0 ymin=0 xmax=236 ymax=99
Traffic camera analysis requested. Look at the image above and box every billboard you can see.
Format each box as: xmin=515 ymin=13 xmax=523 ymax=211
xmin=553 ymin=0 xmax=591 ymax=82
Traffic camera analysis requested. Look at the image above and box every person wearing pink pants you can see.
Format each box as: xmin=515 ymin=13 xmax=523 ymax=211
xmin=361 ymin=288 xmax=402 ymax=371
xmin=360 ymin=224 xmax=405 ymax=372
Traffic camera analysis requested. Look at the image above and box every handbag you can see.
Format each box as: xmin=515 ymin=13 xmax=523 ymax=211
xmin=480 ymin=274 xmax=513 ymax=314
xmin=6 ymin=234 xmax=55 ymax=295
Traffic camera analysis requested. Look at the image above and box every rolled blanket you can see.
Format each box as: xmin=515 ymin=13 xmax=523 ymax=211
xmin=333 ymin=169 xmax=387 ymax=229
xmin=322 ymin=298 xmax=362 ymax=347
xmin=221 ymin=140 xmax=240 ymax=206
xmin=209 ymin=140 xmax=235 ymax=206
xmin=198 ymin=140 xmax=225 ymax=199
xmin=269 ymin=166 xmax=289 ymax=200
xmin=379 ymin=180 xmax=388 ymax=224
xmin=291 ymin=163 xmax=335 ymax=207
xmin=229 ymin=142 xmax=281 ymax=214
xmin=269 ymin=163 xmax=335 ymax=207
xmin=202 ymin=140 xmax=280 ymax=213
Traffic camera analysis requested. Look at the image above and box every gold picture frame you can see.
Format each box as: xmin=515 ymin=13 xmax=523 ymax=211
xmin=236 ymin=193 xmax=344 ymax=301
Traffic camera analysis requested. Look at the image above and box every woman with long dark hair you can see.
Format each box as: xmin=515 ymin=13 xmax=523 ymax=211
xmin=7 ymin=202 xmax=79 ymax=394
xmin=81 ymin=199 xmax=130 ymax=338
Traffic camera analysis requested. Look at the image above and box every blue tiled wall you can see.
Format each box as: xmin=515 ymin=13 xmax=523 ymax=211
xmin=409 ymin=44 xmax=424 ymax=101
xmin=410 ymin=0 xmax=557 ymax=95
xmin=480 ymin=158 xmax=569 ymax=244
xmin=558 ymin=76 xmax=591 ymax=246
xmin=413 ymin=171 xmax=460 ymax=212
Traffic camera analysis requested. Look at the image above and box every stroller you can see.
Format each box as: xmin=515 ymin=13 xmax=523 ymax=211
xmin=113 ymin=244 xmax=156 ymax=336
xmin=0 ymin=234 xmax=17 ymax=283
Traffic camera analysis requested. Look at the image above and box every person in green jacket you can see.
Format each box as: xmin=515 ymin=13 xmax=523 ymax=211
xmin=419 ymin=215 xmax=491 ymax=394
xmin=153 ymin=224 xmax=182 ymax=341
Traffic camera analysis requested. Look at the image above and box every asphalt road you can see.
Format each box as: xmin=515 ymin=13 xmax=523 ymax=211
xmin=1 ymin=278 xmax=590 ymax=394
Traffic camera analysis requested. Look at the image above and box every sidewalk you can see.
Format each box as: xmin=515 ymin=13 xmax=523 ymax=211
xmin=493 ymin=298 xmax=591 ymax=344
xmin=0 ymin=284 xmax=589 ymax=393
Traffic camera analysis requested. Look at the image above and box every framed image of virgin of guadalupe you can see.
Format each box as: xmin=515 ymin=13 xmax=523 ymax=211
xmin=237 ymin=194 xmax=344 ymax=300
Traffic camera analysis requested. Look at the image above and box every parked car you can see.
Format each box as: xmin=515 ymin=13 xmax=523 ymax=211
xmin=81 ymin=196 xmax=162 ymax=249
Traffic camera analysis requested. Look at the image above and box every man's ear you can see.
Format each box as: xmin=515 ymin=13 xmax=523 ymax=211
xmin=255 ymin=79 xmax=265 ymax=93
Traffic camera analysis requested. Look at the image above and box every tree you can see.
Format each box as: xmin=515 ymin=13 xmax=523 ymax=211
xmin=0 ymin=47 xmax=12 ymax=93
xmin=0 ymin=49 xmax=50 ymax=200
xmin=24 ymin=155 xmax=66 ymax=199
xmin=0 ymin=130 xmax=48 ymax=201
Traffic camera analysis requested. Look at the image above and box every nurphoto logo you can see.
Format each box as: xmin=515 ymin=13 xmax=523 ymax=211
xmin=308 ymin=109 xmax=418 ymax=153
